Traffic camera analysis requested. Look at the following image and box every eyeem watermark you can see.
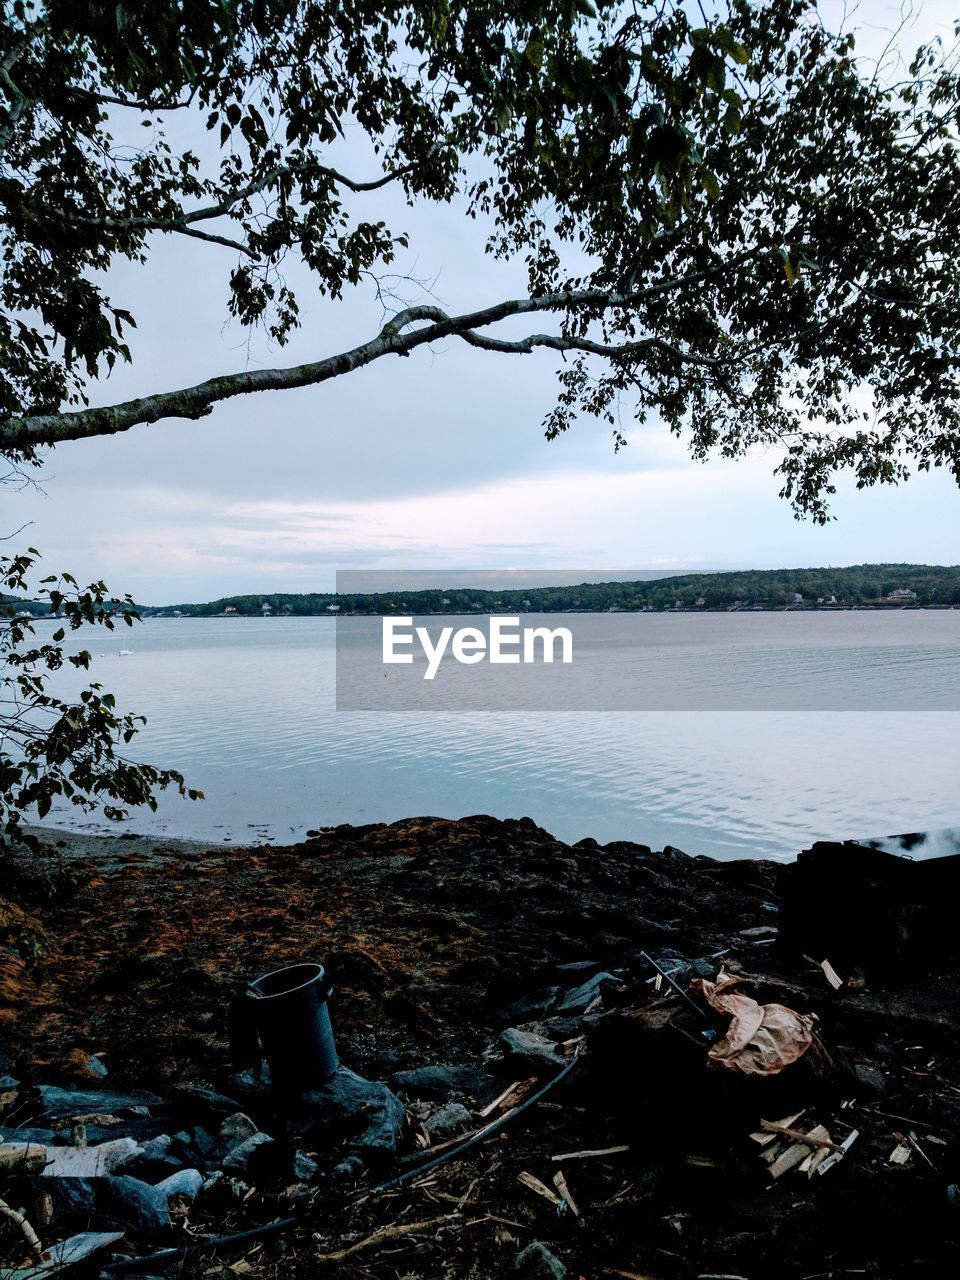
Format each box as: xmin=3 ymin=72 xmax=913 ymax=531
xmin=383 ymin=615 xmax=573 ymax=680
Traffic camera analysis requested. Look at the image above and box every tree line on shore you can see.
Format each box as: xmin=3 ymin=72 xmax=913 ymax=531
xmin=50 ymin=563 xmax=960 ymax=618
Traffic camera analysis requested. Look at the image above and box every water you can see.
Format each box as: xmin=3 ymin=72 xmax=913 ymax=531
xmin=37 ymin=614 xmax=960 ymax=860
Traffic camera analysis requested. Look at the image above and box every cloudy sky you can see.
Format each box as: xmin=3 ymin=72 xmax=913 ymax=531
xmin=6 ymin=0 xmax=959 ymax=603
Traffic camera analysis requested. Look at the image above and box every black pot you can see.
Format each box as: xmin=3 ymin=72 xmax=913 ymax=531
xmin=233 ymin=962 xmax=339 ymax=1092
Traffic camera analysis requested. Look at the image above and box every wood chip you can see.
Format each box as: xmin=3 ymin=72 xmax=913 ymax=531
xmin=821 ymin=958 xmax=844 ymax=990
xmin=552 ymin=1169 xmax=581 ymax=1218
xmin=517 ymin=1171 xmax=562 ymax=1206
xmin=770 ymin=1138 xmax=818 ymax=1179
xmin=815 ymin=1129 xmax=859 ymax=1176
xmin=478 ymin=1079 xmax=527 ymax=1118
xmin=888 ymin=1141 xmax=912 ymax=1165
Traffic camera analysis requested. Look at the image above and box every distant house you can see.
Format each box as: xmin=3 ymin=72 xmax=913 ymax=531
xmin=326 ymin=603 xmax=340 ymax=612
xmin=261 ymin=603 xmax=272 ymax=614
xmin=817 ymin=594 xmax=839 ymax=606
xmin=791 ymin=592 xmax=804 ymax=604
xmin=223 ymin=605 xmax=238 ymax=615
xmin=886 ymin=587 xmax=917 ymax=601
xmin=695 ymin=597 xmax=706 ymax=607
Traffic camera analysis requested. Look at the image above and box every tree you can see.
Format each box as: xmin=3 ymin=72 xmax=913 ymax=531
xmin=1 ymin=550 xmax=200 ymax=850
xmin=0 ymin=0 xmax=957 ymax=519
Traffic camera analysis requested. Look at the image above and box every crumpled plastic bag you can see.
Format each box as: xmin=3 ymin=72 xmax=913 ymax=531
xmin=691 ymin=972 xmax=816 ymax=1075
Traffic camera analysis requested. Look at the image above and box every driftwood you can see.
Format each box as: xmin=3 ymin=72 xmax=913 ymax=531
xmin=315 ymin=1214 xmax=454 ymax=1264
xmin=0 ymin=1197 xmax=42 ymax=1254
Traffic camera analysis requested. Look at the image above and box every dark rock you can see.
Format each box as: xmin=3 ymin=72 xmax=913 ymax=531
xmin=35 ymin=1085 xmax=162 ymax=1119
xmin=301 ymin=1067 xmax=406 ymax=1163
xmin=556 ymin=971 xmax=620 ymax=1013
xmin=219 ymin=1112 xmax=258 ymax=1150
xmin=42 ymin=1173 xmax=172 ymax=1233
xmin=221 ymin=1131 xmax=275 ymax=1175
xmin=125 ymin=1134 xmax=185 ymax=1182
xmin=390 ymin=1063 xmax=496 ymax=1103
xmin=423 ymin=1101 xmax=472 ymax=1142
xmin=498 ymin=987 xmax=562 ymax=1024
xmin=499 ymin=1026 xmax=564 ymax=1068
xmin=852 ymin=1062 xmax=888 ymax=1098
xmin=781 ymin=840 xmax=960 ymax=974
xmin=169 ymin=1084 xmax=242 ymax=1117
xmin=554 ymin=960 xmax=604 ymax=978
xmin=0 ymin=1125 xmax=54 ymax=1145
xmin=513 ymin=1241 xmax=567 ymax=1279
xmin=292 ymin=1149 xmax=319 ymax=1182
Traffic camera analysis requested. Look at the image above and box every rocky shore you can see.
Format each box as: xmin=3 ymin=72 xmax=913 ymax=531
xmin=2 ymin=816 xmax=959 ymax=1278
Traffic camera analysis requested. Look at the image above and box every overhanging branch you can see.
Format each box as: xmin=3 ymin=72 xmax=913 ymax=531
xmin=0 ymin=249 xmax=761 ymax=450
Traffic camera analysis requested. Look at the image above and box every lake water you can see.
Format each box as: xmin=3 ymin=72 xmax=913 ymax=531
xmin=39 ymin=613 xmax=960 ymax=861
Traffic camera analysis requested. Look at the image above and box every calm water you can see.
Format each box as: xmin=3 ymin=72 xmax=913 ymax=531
xmin=38 ymin=613 xmax=960 ymax=861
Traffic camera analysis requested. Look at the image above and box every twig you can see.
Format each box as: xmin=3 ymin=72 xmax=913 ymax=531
xmin=760 ymin=1121 xmax=845 ymax=1152
xmin=315 ymin=1214 xmax=454 ymax=1264
xmin=551 ymin=1145 xmax=630 ymax=1162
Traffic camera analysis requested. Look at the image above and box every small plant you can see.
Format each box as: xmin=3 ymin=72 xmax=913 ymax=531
xmin=1 ymin=549 xmax=201 ymax=852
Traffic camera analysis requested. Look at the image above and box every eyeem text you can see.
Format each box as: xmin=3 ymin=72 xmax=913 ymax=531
xmin=383 ymin=616 xmax=574 ymax=680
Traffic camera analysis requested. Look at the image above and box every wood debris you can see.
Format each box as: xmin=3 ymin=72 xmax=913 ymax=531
xmin=315 ymin=1214 xmax=454 ymax=1264
xmin=821 ymin=958 xmax=844 ymax=990
xmin=517 ymin=1171 xmax=562 ymax=1206
xmin=552 ymin=1169 xmax=581 ymax=1218
xmin=551 ymin=1144 xmax=630 ymax=1163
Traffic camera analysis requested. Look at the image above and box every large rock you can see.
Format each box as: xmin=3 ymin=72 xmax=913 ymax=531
xmin=555 ymin=971 xmax=620 ymax=1014
xmin=499 ymin=1026 xmax=564 ymax=1069
xmin=423 ymin=1101 xmax=472 ymax=1142
xmin=390 ymin=1063 xmax=496 ymax=1102
xmin=41 ymin=1173 xmax=171 ymax=1233
xmin=301 ymin=1067 xmax=406 ymax=1163
xmin=34 ymin=1085 xmax=162 ymax=1119
xmin=221 ymin=1131 xmax=274 ymax=1176
xmin=513 ymin=1241 xmax=567 ymax=1279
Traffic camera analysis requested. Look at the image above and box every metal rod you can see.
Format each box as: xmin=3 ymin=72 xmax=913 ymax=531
xmin=639 ymin=950 xmax=709 ymax=1023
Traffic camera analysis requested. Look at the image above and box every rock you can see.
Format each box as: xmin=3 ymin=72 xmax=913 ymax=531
xmin=852 ymin=1062 xmax=888 ymax=1098
xmin=157 ymin=1167 xmax=203 ymax=1203
xmin=221 ymin=1130 xmax=275 ymax=1175
xmin=35 ymin=1085 xmax=161 ymax=1119
xmin=41 ymin=1173 xmax=171 ymax=1233
xmin=390 ymin=1063 xmax=497 ymax=1102
xmin=168 ymin=1084 xmax=241 ymax=1117
xmin=555 ymin=971 xmax=620 ymax=1014
xmin=59 ymin=1050 xmax=109 ymax=1080
xmin=423 ymin=1101 xmax=472 ymax=1142
xmin=292 ymin=1149 xmax=319 ymax=1183
xmin=301 ymin=1067 xmax=406 ymax=1163
xmin=0 ymin=1126 xmax=54 ymax=1146
xmin=125 ymin=1134 xmax=184 ymax=1182
xmin=513 ymin=1241 xmax=567 ymax=1279
xmin=219 ymin=1112 xmax=258 ymax=1150
xmin=0 ymin=1230 xmax=125 ymax=1280
xmin=499 ymin=987 xmax=562 ymax=1024
xmin=499 ymin=1026 xmax=564 ymax=1068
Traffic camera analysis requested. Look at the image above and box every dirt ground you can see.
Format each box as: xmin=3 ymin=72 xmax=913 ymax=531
xmin=2 ymin=816 xmax=959 ymax=1278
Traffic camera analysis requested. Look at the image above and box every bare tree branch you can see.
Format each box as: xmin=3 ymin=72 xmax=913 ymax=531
xmin=0 ymin=249 xmax=762 ymax=450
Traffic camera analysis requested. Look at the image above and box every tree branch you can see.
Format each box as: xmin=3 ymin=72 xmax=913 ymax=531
xmin=50 ymin=158 xmax=423 ymax=257
xmin=0 ymin=250 xmax=761 ymax=450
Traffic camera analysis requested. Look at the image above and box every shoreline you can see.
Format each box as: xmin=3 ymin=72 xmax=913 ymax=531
xmin=4 ymin=814 xmax=960 ymax=1277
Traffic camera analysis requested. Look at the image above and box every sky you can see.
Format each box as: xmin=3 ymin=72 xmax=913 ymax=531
xmin=4 ymin=0 xmax=959 ymax=603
